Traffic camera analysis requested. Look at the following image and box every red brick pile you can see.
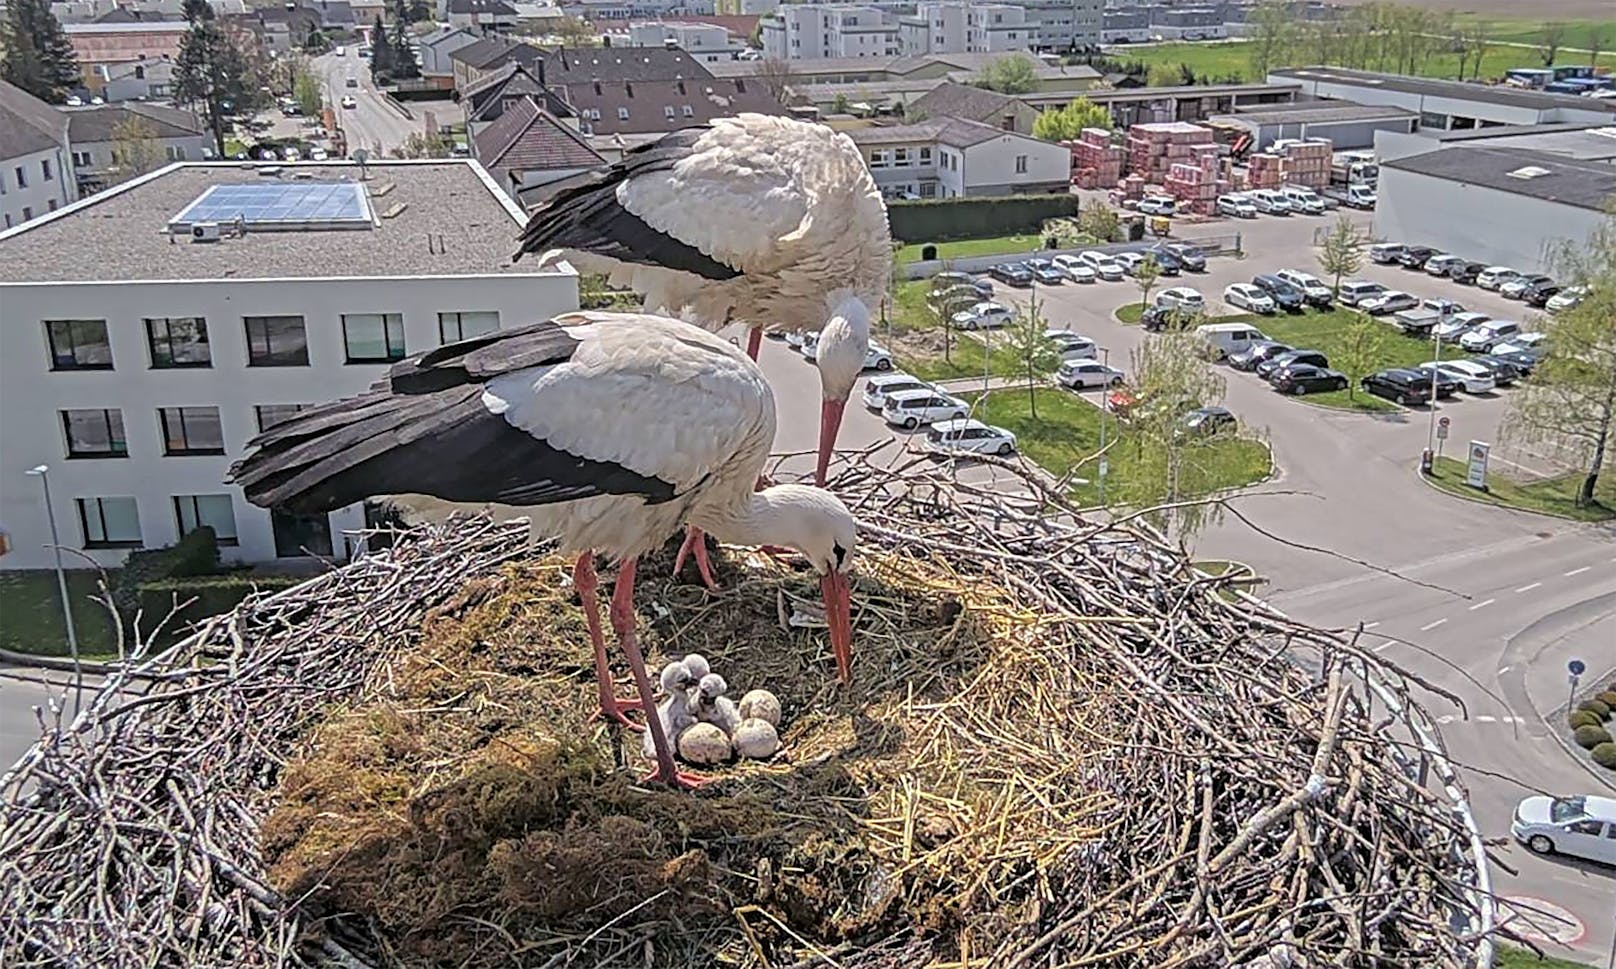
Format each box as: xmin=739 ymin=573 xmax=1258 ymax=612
xmin=1124 ymin=121 xmax=1215 ymax=183
xmin=1065 ymin=127 xmax=1125 ymax=189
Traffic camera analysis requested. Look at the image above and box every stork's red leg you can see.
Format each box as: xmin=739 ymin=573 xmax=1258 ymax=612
xmin=673 ymin=526 xmax=721 ymax=591
xmin=574 ymin=553 xmax=643 ymax=730
xmin=612 ymin=558 xmax=709 ymax=790
xmin=745 ymin=326 xmax=763 ymax=361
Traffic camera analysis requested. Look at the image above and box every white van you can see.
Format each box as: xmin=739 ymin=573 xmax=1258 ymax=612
xmin=1247 ymin=189 xmax=1292 ymax=215
xmin=1337 ymin=278 xmax=1387 ymax=306
xmin=1196 ymin=322 xmax=1268 ymax=361
xmin=1279 ymin=185 xmax=1325 ymax=214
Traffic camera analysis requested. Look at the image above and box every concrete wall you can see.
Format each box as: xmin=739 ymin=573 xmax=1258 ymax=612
xmin=1244 ymin=116 xmax=1415 ymax=151
xmin=0 ymin=273 xmax=579 ymax=570
xmin=1375 ymin=167 xmax=1604 ymax=275
xmin=1 ymin=146 xmax=78 ymax=230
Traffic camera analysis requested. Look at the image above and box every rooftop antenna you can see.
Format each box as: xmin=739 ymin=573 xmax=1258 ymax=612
xmin=353 ymin=147 xmax=371 ymax=180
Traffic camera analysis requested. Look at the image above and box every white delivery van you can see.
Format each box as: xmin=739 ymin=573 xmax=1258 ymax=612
xmin=1196 ymin=322 xmax=1268 ymax=361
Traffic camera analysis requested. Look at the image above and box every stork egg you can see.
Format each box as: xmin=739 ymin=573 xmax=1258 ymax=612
xmin=732 ymin=718 xmax=780 ymax=759
xmin=737 ymin=689 xmax=782 ymax=727
xmin=677 ymin=722 xmax=733 ymax=765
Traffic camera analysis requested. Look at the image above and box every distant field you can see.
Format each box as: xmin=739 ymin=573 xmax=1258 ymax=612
xmin=1334 ymin=0 xmax=1614 ymax=19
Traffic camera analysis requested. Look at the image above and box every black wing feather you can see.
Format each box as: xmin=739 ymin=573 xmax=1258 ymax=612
xmin=515 ymin=126 xmax=742 ymax=282
xmin=228 ymin=319 xmax=678 ymax=515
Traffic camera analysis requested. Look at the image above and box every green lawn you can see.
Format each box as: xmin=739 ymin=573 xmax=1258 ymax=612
xmin=1115 ymin=303 xmax=1146 ymax=324
xmin=961 ymin=387 xmax=1271 ymax=506
xmin=1496 ymin=945 xmax=1596 ymax=969
xmin=1426 ymin=457 xmax=1615 ymax=522
xmin=884 ymin=280 xmax=1026 ymax=380
xmin=0 ymin=570 xmax=123 ymax=658
xmin=1251 ymin=307 xmax=1444 ymax=413
xmin=895 ymin=233 xmax=1045 ymax=265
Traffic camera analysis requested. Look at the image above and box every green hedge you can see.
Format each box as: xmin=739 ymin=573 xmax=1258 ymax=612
xmin=114 ymin=527 xmax=223 ymax=619
xmin=888 ymin=195 xmax=1081 ymax=244
xmin=137 ymin=572 xmax=307 ymax=639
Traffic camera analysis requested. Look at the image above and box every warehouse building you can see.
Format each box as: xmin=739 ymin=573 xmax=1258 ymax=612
xmin=1208 ymin=101 xmax=1418 ymax=151
xmin=1376 ymin=147 xmax=1615 ymax=274
xmin=1375 ymin=121 xmax=1616 ymax=163
xmin=1268 ymin=67 xmax=1616 ymax=130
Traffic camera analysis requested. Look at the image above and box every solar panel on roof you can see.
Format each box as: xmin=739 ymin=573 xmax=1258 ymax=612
xmin=168 ymin=182 xmax=373 ymax=232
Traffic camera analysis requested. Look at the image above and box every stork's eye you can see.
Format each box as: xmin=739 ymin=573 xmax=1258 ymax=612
xmin=832 ymin=542 xmax=847 ymax=567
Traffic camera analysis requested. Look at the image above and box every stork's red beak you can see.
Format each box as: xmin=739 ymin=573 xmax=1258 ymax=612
xmin=816 ymin=398 xmax=846 ymax=488
xmin=820 ymin=570 xmax=853 ymax=683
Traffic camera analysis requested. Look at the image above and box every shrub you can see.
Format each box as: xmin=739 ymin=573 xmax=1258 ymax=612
xmin=1599 ymin=691 xmax=1616 ymax=709
xmin=888 ymin=195 xmax=1081 ymax=243
xmin=1592 ymin=742 xmax=1616 ymax=771
xmin=137 ymin=572 xmax=307 ymax=642
xmin=1568 ymin=710 xmax=1601 ymax=730
xmin=1577 ymin=698 xmax=1611 ymax=720
xmin=1572 ymin=724 xmax=1612 ymax=749
xmin=114 ymin=527 xmax=224 ymax=619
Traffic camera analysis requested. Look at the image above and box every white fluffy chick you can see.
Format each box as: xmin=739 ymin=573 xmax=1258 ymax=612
xmin=682 ymin=653 xmax=711 ymax=682
xmin=691 ymin=672 xmax=742 ymax=737
xmin=643 ymin=660 xmax=698 ymax=761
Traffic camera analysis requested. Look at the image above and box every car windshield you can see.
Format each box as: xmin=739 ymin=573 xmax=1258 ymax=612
xmin=1550 ymin=797 xmax=1586 ymax=822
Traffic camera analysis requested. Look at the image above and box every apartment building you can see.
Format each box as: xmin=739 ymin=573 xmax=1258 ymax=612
xmin=765 ymin=0 xmax=1097 ymax=59
xmin=65 ymin=103 xmax=212 ymax=194
xmin=0 ymin=161 xmax=579 ymax=571
xmin=845 ymin=117 xmax=1069 ymax=197
xmin=627 ymin=21 xmax=748 ymax=62
xmin=762 ymin=5 xmax=901 ymax=60
xmin=897 ymin=2 xmax=1032 ymax=56
xmin=0 ymin=82 xmax=78 ymax=230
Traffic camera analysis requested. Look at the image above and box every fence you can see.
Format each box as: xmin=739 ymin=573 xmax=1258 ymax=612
xmin=901 ymin=231 xmax=1243 ymax=280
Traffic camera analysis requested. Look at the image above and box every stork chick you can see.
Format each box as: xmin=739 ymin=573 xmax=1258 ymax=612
xmin=643 ymin=660 xmax=699 ymax=761
xmin=692 ymin=673 xmax=742 ymax=736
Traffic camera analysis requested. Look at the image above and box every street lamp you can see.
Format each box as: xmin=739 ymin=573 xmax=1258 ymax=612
xmin=1422 ymin=332 xmax=1443 ymax=474
xmin=26 ymin=465 xmax=82 ymax=715
xmin=1098 ymin=346 xmax=1111 ymax=505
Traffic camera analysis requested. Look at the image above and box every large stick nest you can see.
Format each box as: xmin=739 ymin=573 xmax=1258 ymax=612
xmin=0 ymin=457 xmax=1494 ymax=968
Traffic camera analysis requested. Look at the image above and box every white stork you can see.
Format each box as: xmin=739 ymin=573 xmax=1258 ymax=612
xmin=228 ymin=312 xmax=857 ymax=790
xmin=516 ymin=113 xmax=892 ymax=497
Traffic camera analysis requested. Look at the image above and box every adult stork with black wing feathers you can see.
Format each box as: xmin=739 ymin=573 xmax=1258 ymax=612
xmin=228 ymin=312 xmax=857 ymax=790
xmin=515 ymin=114 xmax=891 ymax=587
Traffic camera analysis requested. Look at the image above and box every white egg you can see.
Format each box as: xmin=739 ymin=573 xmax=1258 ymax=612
xmin=677 ymin=722 xmax=733 ymax=765
xmin=737 ymin=689 xmax=782 ymax=727
xmin=732 ymin=718 xmax=780 ymax=759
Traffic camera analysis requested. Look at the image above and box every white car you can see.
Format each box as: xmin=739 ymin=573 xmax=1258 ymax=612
xmin=1432 ymin=311 xmax=1489 ymax=341
xmin=340 ymin=95 xmax=357 ymax=109
xmin=924 ymin=418 xmax=1017 ymax=457
xmin=1112 ymin=251 xmax=1146 ymax=275
xmin=1358 ymin=290 xmax=1418 ymax=315
xmin=1423 ymin=254 xmax=1466 ymax=277
xmin=1512 ymin=795 xmax=1616 ymax=864
xmin=1275 ymin=269 xmax=1333 ymax=304
xmin=1459 ymin=320 xmax=1522 ymax=351
xmin=1247 ymin=189 xmax=1292 ymax=215
xmin=1421 ymin=359 xmax=1495 ymax=394
xmin=1056 ymin=359 xmax=1125 ymax=389
xmin=1044 ymin=329 xmax=1098 ymax=361
xmin=1137 ymin=196 xmax=1176 ymax=216
xmin=1496 ymin=331 xmax=1546 ymax=351
xmin=1546 ymin=285 xmax=1587 ymax=312
xmin=882 ymin=388 xmax=968 ymax=429
xmin=861 ymin=343 xmax=894 ymax=370
xmin=1078 ymin=251 xmax=1125 ymax=281
xmin=1051 ymin=254 xmax=1096 ymax=282
xmin=1217 ymin=194 xmax=1258 ymax=218
xmin=1476 ymin=266 xmax=1520 ymax=290
xmin=862 ymin=372 xmax=934 ymax=410
xmin=1223 ymin=283 xmax=1277 ymax=314
xmin=1280 ymin=187 xmax=1325 ymax=214
xmin=308 ymin=147 xmax=329 ymax=160
xmin=951 ymin=301 xmax=1014 ymax=330
xmin=1155 ymin=286 xmax=1205 ymax=313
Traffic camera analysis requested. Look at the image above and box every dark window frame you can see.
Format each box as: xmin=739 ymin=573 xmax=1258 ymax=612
xmin=436 ymin=310 xmax=499 ymax=345
xmin=61 ymin=408 xmax=129 ymax=459
xmin=76 ymin=496 xmax=143 ymax=549
xmin=172 ymin=494 xmax=240 ymax=546
xmin=271 ymin=509 xmax=334 ymax=558
xmin=254 ymin=403 xmax=308 ymax=432
xmin=44 ymin=319 xmax=114 ymax=371
xmin=244 ymin=315 xmax=310 ymax=367
xmin=341 ymin=312 xmax=406 ymax=363
xmin=145 ymin=316 xmax=212 ymax=369
xmin=158 ymin=406 xmax=226 ymax=456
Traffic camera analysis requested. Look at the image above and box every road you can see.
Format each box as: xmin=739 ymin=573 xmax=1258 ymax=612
xmin=257 ymin=50 xmax=426 ymax=157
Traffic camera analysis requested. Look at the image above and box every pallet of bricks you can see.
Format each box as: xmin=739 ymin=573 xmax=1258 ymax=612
xmin=1246 ymin=152 xmax=1283 ymax=190
xmin=1163 ymin=143 xmax=1224 ymax=216
xmin=1066 ymin=127 xmax=1124 ymax=190
xmin=1277 ymin=138 xmax=1332 ymax=189
xmin=1125 ymin=121 xmax=1214 ymax=185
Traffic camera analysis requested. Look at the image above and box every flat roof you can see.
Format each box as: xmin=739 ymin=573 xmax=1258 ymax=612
xmin=0 ymin=160 xmax=554 ymax=284
xmin=1422 ymin=123 xmax=1616 ymax=162
xmin=1270 ymin=67 xmax=1616 ymax=115
xmin=1225 ymin=102 xmax=1418 ymax=125
xmin=1021 ymin=81 xmax=1303 ymax=105
xmin=1382 ymin=146 xmax=1616 ymax=212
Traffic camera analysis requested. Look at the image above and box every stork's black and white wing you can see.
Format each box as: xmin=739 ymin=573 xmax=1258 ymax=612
xmin=228 ymin=313 xmax=773 ymax=517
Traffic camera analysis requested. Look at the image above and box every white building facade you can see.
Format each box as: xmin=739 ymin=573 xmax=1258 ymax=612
xmin=762 ymin=4 xmax=900 ymax=60
xmin=627 ymin=21 xmax=745 ymax=61
xmin=848 ymin=117 xmax=1069 ymax=197
xmin=897 ymin=2 xmax=1031 ymax=56
xmin=1 ymin=81 xmax=79 ymax=230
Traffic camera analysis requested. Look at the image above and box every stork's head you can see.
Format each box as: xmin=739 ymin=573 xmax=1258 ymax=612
xmin=660 ymin=659 xmax=697 ymax=695
xmin=813 ymin=292 xmax=873 ymax=486
xmin=753 ymin=484 xmax=858 ymax=683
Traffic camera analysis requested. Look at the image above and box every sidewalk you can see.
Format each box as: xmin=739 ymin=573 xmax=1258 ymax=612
xmin=1501 ymin=592 xmax=1616 ymax=792
xmin=934 ymin=376 xmax=1038 ymax=394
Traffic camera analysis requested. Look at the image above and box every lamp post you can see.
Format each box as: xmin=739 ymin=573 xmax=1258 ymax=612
xmin=26 ymin=465 xmax=82 ymax=715
xmin=1422 ymin=332 xmax=1442 ymax=474
xmin=1098 ymin=346 xmax=1111 ymax=505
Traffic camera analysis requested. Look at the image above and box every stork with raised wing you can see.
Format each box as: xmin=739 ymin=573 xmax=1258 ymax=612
xmin=228 ymin=312 xmax=857 ymax=790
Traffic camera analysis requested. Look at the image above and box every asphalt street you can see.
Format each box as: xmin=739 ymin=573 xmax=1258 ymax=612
xmin=317 ymin=49 xmax=423 ymax=157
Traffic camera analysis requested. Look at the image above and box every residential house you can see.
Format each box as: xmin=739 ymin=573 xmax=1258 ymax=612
xmin=845 ymin=116 xmax=1069 ymax=197
xmin=472 ymin=94 xmax=606 ymax=200
xmin=306 ymin=0 xmax=357 ymax=33
xmin=417 ymin=25 xmax=482 ymax=80
xmin=511 ymin=3 xmax=567 ymax=31
xmin=97 ymin=55 xmax=179 ymax=102
xmin=541 ymin=47 xmax=784 ymax=134
xmin=626 ymin=21 xmax=746 ymax=62
xmin=445 ymin=0 xmax=521 ymax=32
xmin=907 ymin=81 xmax=1037 ymax=134
xmin=460 ymin=62 xmax=575 ymax=134
xmin=66 ymin=103 xmax=211 ymax=193
xmin=449 ymin=36 xmax=545 ymax=92
xmin=232 ymin=6 xmax=321 ymax=53
xmin=349 ymin=0 xmax=387 ymax=24
xmin=63 ymin=22 xmax=189 ymax=89
xmin=0 ymin=82 xmax=79 ymax=229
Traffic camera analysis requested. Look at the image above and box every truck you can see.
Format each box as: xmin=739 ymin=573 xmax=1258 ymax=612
xmin=1331 ymin=151 xmax=1378 ymax=188
xmin=1322 ymin=182 xmax=1376 ymax=209
xmin=1389 ymin=308 xmax=1440 ymax=335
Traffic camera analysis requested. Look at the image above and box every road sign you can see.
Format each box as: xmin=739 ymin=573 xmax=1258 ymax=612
xmin=1435 ymin=418 xmax=1449 ymax=441
xmin=1569 ymin=659 xmax=1586 ymax=676
xmin=1465 ymin=440 xmax=1490 ymax=488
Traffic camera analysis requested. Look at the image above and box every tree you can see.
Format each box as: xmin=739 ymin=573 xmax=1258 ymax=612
xmin=832 ymin=92 xmax=849 ymax=114
xmin=975 ymin=54 xmax=1036 ymax=94
xmin=1031 ymin=97 xmax=1111 ymax=142
xmin=391 ymin=130 xmax=452 ymax=158
xmin=174 ymin=0 xmax=251 ymax=158
xmin=1247 ymin=0 xmax=1293 ymax=79
xmin=107 ymin=115 xmax=165 ymax=181
xmin=1316 ymin=215 xmax=1364 ymax=297
xmin=369 ymin=14 xmax=394 ymax=79
xmin=1001 ymin=292 xmax=1062 ymax=418
xmin=389 ymin=0 xmax=420 ymax=81
xmin=1 ymin=0 xmax=80 ymax=103
xmin=1145 ymin=63 xmax=1182 ymax=88
xmin=304 ymin=27 xmax=331 ymax=54
xmin=756 ymin=57 xmax=796 ymax=103
xmin=1119 ymin=330 xmax=1231 ymax=538
xmin=1502 ymin=207 xmax=1616 ymax=507
xmin=293 ymin=65 xmax=323 ymax=117
xmin=1133 ymin=255 xmax=1163 ymax=311
xmin=1077 ymin=199 xmax=1119 ymax=244
xmin=1587 ymin=23 xmax=1610 ymax=71
xmin=1333 ymin=312 xmax=1387 ymax=401
xmin=552 ymin=15 xmax=598 ymax=48
xmin=1463 ymin=20 xmax=1492 ymax=81
xmin=1537 ymin=22 xmax=1567 ymax=67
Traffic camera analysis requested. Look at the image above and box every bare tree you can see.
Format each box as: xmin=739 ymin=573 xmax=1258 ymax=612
xmin=1537 ymin=22 xmax=1567 ymax=67
xmin=1466 ymin=20 xmax=1492 ymax=81
xmin=108 ymin=116 xmax=165 ymax=182
xmin=755 ymin=57 xmax=797 ymax=104
xmin=1587 ymin=23 xmax=1610 ymax=71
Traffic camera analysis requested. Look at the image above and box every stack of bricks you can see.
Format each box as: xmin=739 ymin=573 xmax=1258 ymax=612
xmin=1124 ymin=121 xmax=1214 ymax=184
xmin=1065 ymin=127 xmax=1125 ymax=190
xmin=1246 ymin=152 xmax=1283 ymax=190
xmin=1162 ymin=143 xmax=1223 ymax=215
xmin=1276 ymin=139 xmax=1332 ymax=189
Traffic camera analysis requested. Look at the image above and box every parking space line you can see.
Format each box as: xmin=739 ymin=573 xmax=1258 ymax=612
xmin=1498 ymin=665 xmax=1512 ymax=676
xmin=1373 ymin=640 xmax=1395 ymax=653
xmin=1363 ymin=621 xmax=1380 ymax=630
xmin=1469 ymin=598 xmax=1494 ymax=611
xmin=1515 ymin=582 xmax=1542 ymax=593
xmin=1419 ymin=618 xmax=1448 ymax=632
xmin=1563 ymin=566 xmax=1590 ymax=577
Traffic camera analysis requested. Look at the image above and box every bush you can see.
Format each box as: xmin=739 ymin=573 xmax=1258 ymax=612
xmin=1599 ymin=691 xmax=1616 ymax=709
xmin=137 ymin=572 xmax=307 ymax=642
xmin=1572 ymin=724 xmax=1612 ymax=749
xmin=1568 ymin=710 xmax=1601 ymax=730
xmin=887 ymin=195 xmax=1081 ymax=243
xmin=1577 ymin=698 xmax=1611 ymax=720
xmin=114 ymin=527 xmax=224 ymax=619
xmin=1592 ymin=742 xmax=1616 ymax=770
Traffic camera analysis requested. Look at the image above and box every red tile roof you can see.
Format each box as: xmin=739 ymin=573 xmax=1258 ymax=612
xmin=474 ymin=95 xmax=605 ymax=177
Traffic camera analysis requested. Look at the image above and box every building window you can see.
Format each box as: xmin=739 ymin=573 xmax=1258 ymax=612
xmin=255 ymin=403 xmax=308 ymax=432
xmin=15 ymin=165 xmax=26 ymax=188
xmin=244 ymin=315 xmax=309 ymax=367
xmin=173 ymin=494 xmax=239 ymax=545
xmin=42 ymin=158 xmax=53 ymax=181
xmin=870 ymin=149 xmax=892 ymax=169
xmin=48 ymin=198 xmax=57 ymax=211
xmin=145 ymin=317 xmax=211 ymax=368
xmin=77 ymin=497 xmax=142 ymax=549
xmin=893 ymin=147 xmax=910 ymax=165
xmin=61 ymin=409 xmax=128 ymax=458
xmin=437 ymin=310 xmax=499 ymax=344
xmin=158 ymin=406 xmax=226 ymax=456
xmin=342 ymin=313 xmax=406 ymax=363
xmin=44 ymin=319 xmax=114 ymax=370
xmin=166 ymin=146 xmax=186 ymax=161
xmin=617 ymin=107 xmax=630 ymax=121
xmin=920 ymin=182 xmax=937 ymax=198
xmin=681 ymin=104 xmax=693 ymax=117
xmin=664 ymin=105 xmax=675 ymax=119
xmin=272 ymin=509 xmax=333 ymax=558
xmin=21 ymin=206 xmax=31 ymax=220
xmin=1014 ymin=154 xmax=1029 ymax=174
xmin=919 ymin=147 xmax=932 ymax=165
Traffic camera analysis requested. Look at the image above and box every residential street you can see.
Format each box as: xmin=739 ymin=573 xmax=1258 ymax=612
xmin=315 ymin=49 xmax=424 ymax=156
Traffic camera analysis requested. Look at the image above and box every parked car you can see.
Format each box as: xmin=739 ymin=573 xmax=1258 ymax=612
xmin=1476 ymin=266 xmax=1520 ymax=290
xmin=861 ymin=343 xmax=894 ymax=370
xmin=1113 ymin=251 xmax=1146 ymax=275
xmin=1248 ymin=189 xmax=1293 ymax=215
xmin=1137 ymin=196 xmax=1176 ymax=215
xmin=1500 ymin=273 xmax=1553 ymax=300
xmin=1180 ymin=406 xmax=1236 ymax=435
xmin=1271 ymin=363 xmax=1348 ymax=395
xmin=881 ymin=388 xmax=969 ymax=429
xmin=990 ymin=263 xmax=1033 ymax=287
xmin=1141 ymin=305 xmax=1200 ymax=331
xmin=1025 ymin=258 xmax=1066 ymax=285
xmin=1056 ymin=359 xmax=1126 ymax=389
xmin=1420 ymin=359 xmax=1495 ymax=394
xmin=1360 ymin=368 xmax=1442 ymax=405
xmin=1496 ymin=331 xmax=1546 ymax=351
xmin=1423 ymin=254 xmax=1467 ymax=277
xmin=1250 ymin=274 xmax=1305 ymax=311
xmin=951 ymin=301 xmax=1015 ymax=330
xmin=1198 ymin=322 xmax=1268 ymax=360
xmin=1511 ymin=795 xmax=1616 ymax=864
xmin=1274 ymin=269 xmax=1333 ymax=307
xmin=924 ymin=418 xmax=1018 ymax=457
xmin=1397 ymin=246 xmax=1439 ymax=269
xmin=1469 ymin=356 xmax=1522 ymax=386
xmin=1279 ymin=185 xmax=1326 ymax=214
xmin=1217 ymin=194 xmax=1258 ymax=218
xmin=1459 ymin=320 xmax=1522 ymax=351
xmin=1432 ymin=311 xmax=1490 ymax=342
xmin=932 ymin=271 xmax=993 ymax=299
xmin=1228 ymin=340 xmax=1293 ymax=372
xmin=1078 ymin=251 xmax=1125 ymax=281
xmin=929 ymin=284 xmax=987 ymax=316
xmin=1337 ymin=279 xmax=1387 ymax=306
xmin=1140 ymin=249 xmax=1183 ymax=275
xmin=1420 ymin=297 xmax=1465 ymax=317
xmin=1448 ymin=261 xmax=1485 ymax=284
xmin=1343 ymin=184 xmax=1377 ymax=209
xmin=1368 ymin=242 xmax=1406 ymax=264
xmin=1484 ymin=348 xmax=1542 ymax=375
xmin=1051 ymin=254 xmax=1096 ymax=283
xmin=1257 ymin=349 xmax=1328 ymax=380
xmin=1524 ymin=279 xmax=1562 ymax=307
xmin=1155 ymin=286 xmax=1205 ymax=313
xmin=1359 ymin=290 xmax=1419 ymax=315
xmin=862 ymin=372 xmax=935 ymax=410
xmin=1224 ymin=283 xmax=1278 ymax=314
xmin=1155 ymin=242 xmax=1206 ymax=271
xmin=1546 ymin=285 xmax=1588 ymax=313
xmin=1045 ymin=329 xmax=1098 ymax=361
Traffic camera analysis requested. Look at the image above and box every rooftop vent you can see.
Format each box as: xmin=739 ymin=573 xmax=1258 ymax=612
xmin=256 ymin=165 xmax=283 ymax=177
xmin=1506 ymin=165 xmax=1552 ymax=180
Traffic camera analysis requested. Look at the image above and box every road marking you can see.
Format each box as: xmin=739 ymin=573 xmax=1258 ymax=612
xmin=1496 ymin=896 xmax=1586 ymax=946
xmin=1373 ymin=640 xmax=1395 ymax=653
xmin=1469 ymin=598 xmax=1494 ymax=611
xmin=1515 ymin=582 xmax=1542 ymax=593
xmin=1419 ymin=617 xmax=1448 ymax=632
xmin=1476 ymin=715 xmax=1495 ymax=722
xmin=1497 ymin=665 xmax=1512 ymax=676
xmin=1563 ymin=566 xmax=1590 ymax=577
xmin=1362 ymin=621 xmax=1380 ymax=629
